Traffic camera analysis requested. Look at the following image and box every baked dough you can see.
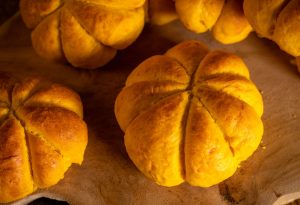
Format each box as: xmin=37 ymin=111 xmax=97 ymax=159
xmin=115 ymin=40 xmax=263 ymax=187
xmin=212 ymin=0 xmax=252 ymax=44
xmin=0 ymin=73 xmax=88 ymax=203
xmin=244 ymin=0 xmax=300 ymax=71
xmin=20 ymin=0 xmax=146 ymax=69
xmin=148 ymin=0 xmax=252 ymax=44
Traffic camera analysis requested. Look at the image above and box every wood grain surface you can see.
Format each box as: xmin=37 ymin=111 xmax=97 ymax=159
xmin=0 ymin=10 xmax=300 ymax=205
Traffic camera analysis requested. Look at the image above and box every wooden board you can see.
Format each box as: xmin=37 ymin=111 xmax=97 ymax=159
xmin=0 ymin=14 xmax=299 ymax=205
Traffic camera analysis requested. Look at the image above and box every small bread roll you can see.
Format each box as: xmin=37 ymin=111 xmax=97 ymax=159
xmin=0 ymin=74 xmax=88 ymax=203
xmin=115 ymin=41 xmax=264 ymax=187
xmin=20 ymin=0 xmax=146 ymax=69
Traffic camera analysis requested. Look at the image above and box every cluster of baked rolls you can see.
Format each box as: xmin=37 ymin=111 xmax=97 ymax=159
xmin=4 ymin=0 xmax=300 ymax=202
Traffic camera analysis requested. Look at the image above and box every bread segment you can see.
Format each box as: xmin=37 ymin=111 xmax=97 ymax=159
xmin=20 ymin=0 xmax=61 ymax=28
xmin=0 ymin=117 xmax=35 ymax=203
xmin=185 ymin=97 xmax=237 ymax=187
xmin=175 ymin=0 xmax=225 ymax=33
xmin=12 ymin=78 xmax=48 ymax=109
xmin=16 ymin=106 xmax=88 ymax=165
xmin=115 ymin=81 xmax=188 ymax=131
xmin=12 ymin=78 xmax=83 ymax=118
xmin=69 ymin=1 xmax=145 ymax=49
xmin=31 ymin=11 xmax=65 ymax=62
xmin=126 ymin=55 xmax=190 ymax=86
xmin=24 ymin=83 xmax=83 ymax=118
xmin=201 ymin=75 xmax=263 ymax=117
xmin=125 ymin=92 xmax=189 ymax=186
xmin=212 ymin=0 xmax=252 ymax=44
xmin=194 ymin=51 xmax=250 ymax=81
xmin=165 ymin=40 xmax=209 ymax=76
xmin=60 ymin=6 xmax=117 ymax=68
xmin=27 ymin=132 xmax=71 ymax=188
xmin=194 ymin=86 xmax=263 ymax=162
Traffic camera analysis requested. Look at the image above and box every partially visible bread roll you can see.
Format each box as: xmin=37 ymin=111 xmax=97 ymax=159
xmin=0 ymin=73 xmax=88 ymax=203
xmin=115 ymin=41 xmax=264 ymax=187
xmin=20 ymin=0 xmax=146 ymax=69
xmin=244 ymin=0 xmax=300 ymax=71
xmin=148 ymin=0 xmax=252 ymax=44
xmin=212 ymin=0 xmax=252 ymax=44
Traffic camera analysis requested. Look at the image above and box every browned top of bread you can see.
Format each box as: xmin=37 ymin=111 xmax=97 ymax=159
xmin=0 ymin=73 xmax=88 ymax=203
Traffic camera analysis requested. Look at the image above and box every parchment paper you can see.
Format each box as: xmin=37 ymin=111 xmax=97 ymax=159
xmin=0 ymin=14 xmax=299 ymax=205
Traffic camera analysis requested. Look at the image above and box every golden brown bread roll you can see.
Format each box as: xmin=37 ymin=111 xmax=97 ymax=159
xmin=148 ymin=0 xmax=252 ymax=44
xmin=20 ymin=0 xmax=146 ymax=69
xmin=115 ymin=40 xmax=264 ymax=187
xmin=0 ymin=73 xmax=87 ymax=203
xmin=244 ymin=0 xmax=300 ymax=71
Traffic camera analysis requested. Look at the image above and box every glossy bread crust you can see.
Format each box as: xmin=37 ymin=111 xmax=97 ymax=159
xmin=0 ymin=74 xmax=88 ymax=203
xmin=115 ymin=40 xmax=264 ymax=187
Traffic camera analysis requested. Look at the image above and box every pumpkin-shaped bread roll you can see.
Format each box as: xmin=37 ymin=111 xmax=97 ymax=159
xmin=19 ymin=0 xmax=146 ymax=69
xmin=0 ymin=73 xmax=87 ymax=203
xmin=148 ymin=0 xmax=252 ymax=44
xmin=244 ymin=0 xmax=300 ymax=71
xmin=115 ymin=40 xmax=263 ymax=187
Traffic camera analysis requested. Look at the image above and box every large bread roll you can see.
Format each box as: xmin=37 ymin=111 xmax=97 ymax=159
xmin=148 ymin=0 xmax=252 ymax=44
xmin=115 ymin=40 xmax=264 ymax=187
xmin=244 ymin=0 xmax=300 ymax=71
xmin=19 ymin=0 xmax=146 ymax=69
xmin=0 ymin=73 xmax=88 ymax=203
